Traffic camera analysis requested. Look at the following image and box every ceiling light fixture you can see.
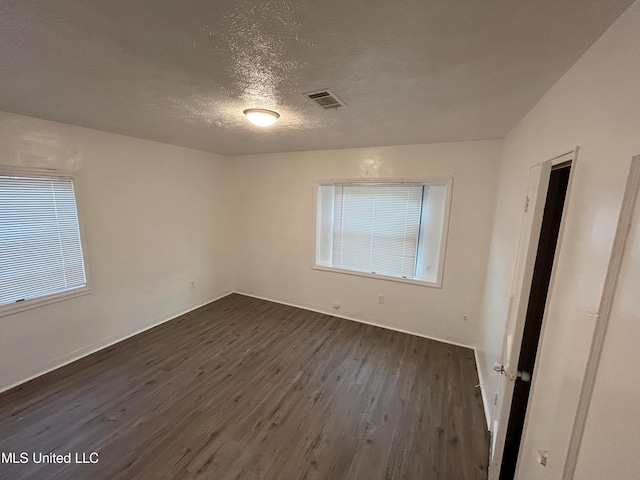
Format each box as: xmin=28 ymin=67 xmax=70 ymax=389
xmin=243 ymin=108 xmax=280 ymax=127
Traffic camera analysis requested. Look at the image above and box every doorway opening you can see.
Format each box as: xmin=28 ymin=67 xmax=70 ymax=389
xmin=499 ymin=161 xmax=572 ymax=480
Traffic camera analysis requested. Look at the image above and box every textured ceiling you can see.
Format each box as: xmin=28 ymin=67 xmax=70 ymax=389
xmin=0 ymin=0 xmax=634 ymax=155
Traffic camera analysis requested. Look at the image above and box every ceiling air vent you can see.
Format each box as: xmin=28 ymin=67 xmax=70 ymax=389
xmin=304 ymin=89 xmax=346 ymax=111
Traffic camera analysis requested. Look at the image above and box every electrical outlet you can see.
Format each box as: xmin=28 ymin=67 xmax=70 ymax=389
xmin=377 ymin=294 xmax=384 ymax=304
xmin=190 ymin=280 xmax=196 ymax=289
xmin=333 ymin=302 xmax=340 ymax=309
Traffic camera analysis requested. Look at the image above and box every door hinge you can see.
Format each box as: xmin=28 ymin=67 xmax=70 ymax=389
xmin=524 ymin=195 xmax=530 ymax=213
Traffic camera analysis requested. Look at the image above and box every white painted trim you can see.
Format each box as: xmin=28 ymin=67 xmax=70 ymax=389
xmin=0 ymin=289 xmax=234 ymax=394
xmin=315 ymin=177 xmax=453 ymax=186
xmin=311 ymin=265 xmax=442 ymax=288
xmin=474 ymin=347 xmax=492 ymax=430
xmin=237 ymin=291 xmax=488 ymax=424
xmin=437 ymin=176 xmax=454 ymax=288
xmin=513 ymin=148 xmax=578 ymax=478
xmin=490 ymin=160 xmax=553 ymax=480
xmin=549 ymin=148 xmax=578 ymax=166
xmin=72 ymin=170 xmax=94 ymax=306
xmin=0 ymin=166 xmax=79 ymax=177
xmin=312 ymin=177 xmax=454 ymax=289
xmin=562 ymin=155 xmax=640 ymax=480
xmin=234 ymin=289 xmax=474 ymax=349
xmin=2 ymin=287 xmax=480 ymax=405
xmin=0 ymin=167 xmax=94 ymax=314
xmin=0 ymin=287 xmax=92 ymax=318
xmin=491 ymin=148 xmax=579 ymax=479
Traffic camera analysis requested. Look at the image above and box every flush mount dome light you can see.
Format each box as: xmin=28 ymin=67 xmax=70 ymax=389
xmin=243 ymin=108 xmax=280 ymax=127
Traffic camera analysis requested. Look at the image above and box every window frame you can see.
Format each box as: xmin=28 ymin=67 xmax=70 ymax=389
xmin=0 ymin=167 xmax=92 ymax=318
xmin=312 ymin=177 xmax=453 ymax=288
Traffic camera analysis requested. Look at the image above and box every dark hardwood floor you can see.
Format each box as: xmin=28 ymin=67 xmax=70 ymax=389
xmin=0 ymin=294 xmax=489 ymax=479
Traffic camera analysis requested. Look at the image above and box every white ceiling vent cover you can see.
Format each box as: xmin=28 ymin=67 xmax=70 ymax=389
xmin=304 ymin=90 xmax=346 ymax=110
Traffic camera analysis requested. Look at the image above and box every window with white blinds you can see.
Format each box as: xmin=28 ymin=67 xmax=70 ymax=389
xmin=332 ymin=184 xmax=423 ymax=278
xmin=0 ymin=174 xmax=87 ymax=306
xmin=316 ymin=180 xmax=451 ymax=285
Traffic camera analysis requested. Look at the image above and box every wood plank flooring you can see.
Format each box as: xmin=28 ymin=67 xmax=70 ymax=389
xmin=0 ymin=294 xmax=489 ymax=479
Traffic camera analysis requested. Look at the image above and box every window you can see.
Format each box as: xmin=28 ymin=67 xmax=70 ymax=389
xmin=0 ymin=173 xmax=88 ymax=310
xmin=315 ymin=180 xmax=451 ymax=286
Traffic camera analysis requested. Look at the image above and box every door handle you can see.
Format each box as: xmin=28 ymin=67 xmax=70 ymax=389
xmin=493 ymin=362 xmax=505 ymax=374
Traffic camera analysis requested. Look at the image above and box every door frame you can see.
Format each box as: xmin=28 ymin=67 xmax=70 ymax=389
xmin=489 ymin=147 xmax=579 ymax=480
xmin=561 ymin=155 xmax=640 ymax=479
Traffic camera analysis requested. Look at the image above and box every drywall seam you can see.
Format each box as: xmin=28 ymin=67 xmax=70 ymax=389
xmin=0 ymin=290 xmax=235 ymax=394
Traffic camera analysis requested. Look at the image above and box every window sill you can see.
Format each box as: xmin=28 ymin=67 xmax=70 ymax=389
xmin=0 ymin=287 xmax=93 ymax=318
xmin=312 ymin=265 xmax=442 ymax=288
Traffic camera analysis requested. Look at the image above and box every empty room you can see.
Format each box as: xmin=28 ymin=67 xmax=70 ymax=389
xmin=1 ymin=1 xmax=639 ymax=479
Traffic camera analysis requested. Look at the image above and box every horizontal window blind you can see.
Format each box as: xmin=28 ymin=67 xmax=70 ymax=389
xmin=0 ymin=174 xmax=86 ymax=306
xmin=332 ymin=184 xmax=423 ymax=278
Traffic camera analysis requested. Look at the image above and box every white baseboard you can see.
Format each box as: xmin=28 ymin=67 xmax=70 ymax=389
xmin=0 ymin=290 xmax=234 ymax=394
xmin=474 ymin=347 xmax=492 ymax=430
xmin=234 ymin=290 xmax=475 ymax=350
xmin=2 ymin=285 xmax=489 ymax=436
xmin=237 ymin=290 xmax=491 ymax=429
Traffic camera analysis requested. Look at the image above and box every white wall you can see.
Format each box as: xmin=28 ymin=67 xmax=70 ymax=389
xmin=477 ymin=1 xmax=640 ymax=478
xmin=231 ymin=140 xmax=502 ymax=348
xmin=0 ymin=118 xmax=501 ymax=392
xmin=573 ymin=170 xmax=640 ymax=480
xmin=0 ymin=112 xmax=235 ymax=392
